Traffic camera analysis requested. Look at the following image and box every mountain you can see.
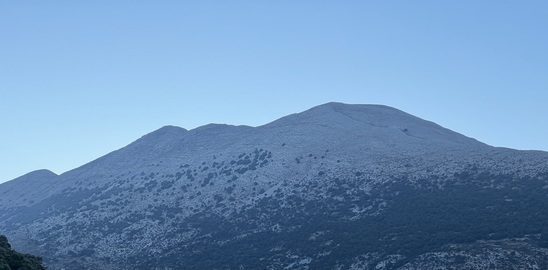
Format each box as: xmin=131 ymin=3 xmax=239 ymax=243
xmin=1 ymin=102 xmax=548 ymax=269
xmin=0 ymin=169 xmax=58 ymax=207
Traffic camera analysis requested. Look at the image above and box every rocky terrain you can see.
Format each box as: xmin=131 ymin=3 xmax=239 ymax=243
xmin=1 ymin=102 xmax=548 ymax=269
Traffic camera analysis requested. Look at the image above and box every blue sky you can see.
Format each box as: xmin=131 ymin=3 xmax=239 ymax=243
xmin=1 ymin=1 xmax=547 ymax=183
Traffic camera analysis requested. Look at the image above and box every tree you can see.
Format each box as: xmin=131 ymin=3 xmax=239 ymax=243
xmin=0 ymin=235 xmax=46 ymax=270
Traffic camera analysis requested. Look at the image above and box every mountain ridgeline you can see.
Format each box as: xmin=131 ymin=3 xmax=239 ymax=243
xmin=1 ymin=102 xmax=548 ymax=269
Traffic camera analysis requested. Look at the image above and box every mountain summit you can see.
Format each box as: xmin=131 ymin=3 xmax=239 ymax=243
xmin=263 ymin=102 xmax=485 ymax=150
xmin=1 ymin=102 xmax=548 ymax=270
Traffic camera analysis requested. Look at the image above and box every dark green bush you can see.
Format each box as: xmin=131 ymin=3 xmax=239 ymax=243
xmin=0 ymin=235 xmax=46 ymax=270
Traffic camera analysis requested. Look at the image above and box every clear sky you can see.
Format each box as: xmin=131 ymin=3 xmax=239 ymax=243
xmin=1 ymin=1 xmax=547 ymax=183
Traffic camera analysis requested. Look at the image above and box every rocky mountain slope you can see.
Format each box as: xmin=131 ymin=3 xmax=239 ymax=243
xmin=1 ymin=102 xmax=548 ymax=269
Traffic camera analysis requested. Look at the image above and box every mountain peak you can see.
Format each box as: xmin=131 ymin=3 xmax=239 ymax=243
xmin=305 ymin=102 xmax=418 ymax=122
xmin=144 ymin=125 xmax=187 ymax=138
xmin=266 ymin=102 xmax=413 ymax=126
xmin=5 ymin=169 xmax=57 ymax=184
xmin=23 ymin=169 xmax=57 ymax=179
xmin=311 ymin=101 xmax=393 ymax=111
xmin=263 ymin=102 xmax=485 ymax=150
xmin=131 ymin=125 xmax=188 ymax=146
xmin=0 ymin=169 xmax=58 ymax=206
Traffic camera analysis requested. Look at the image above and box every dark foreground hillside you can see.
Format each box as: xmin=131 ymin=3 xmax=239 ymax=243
xmin=0 ymin=235 xmax=46 ymax=270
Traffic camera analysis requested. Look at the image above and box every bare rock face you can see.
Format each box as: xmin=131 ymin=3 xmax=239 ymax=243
xmin=1 ymin=102 xmax=548 ymax=270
